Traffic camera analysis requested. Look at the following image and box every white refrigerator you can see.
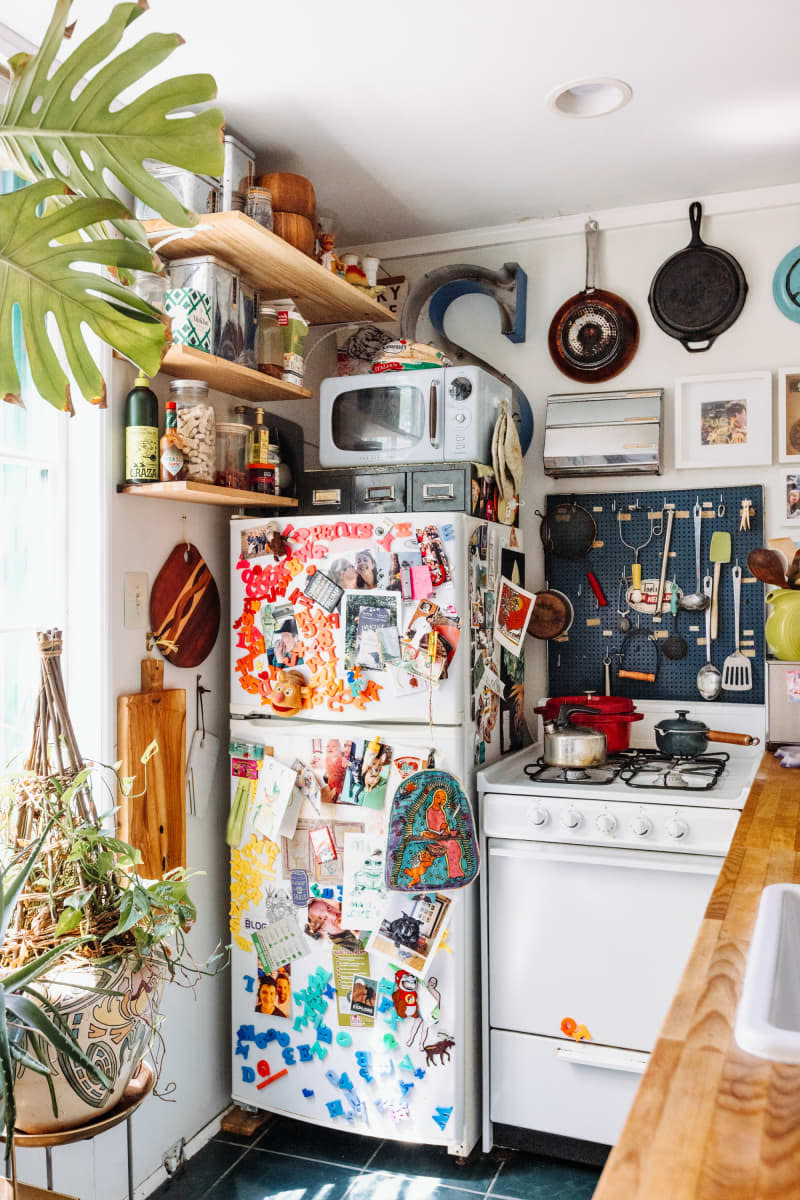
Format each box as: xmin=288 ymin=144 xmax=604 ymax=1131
xmin=228 ymin=511 xmax=524 ymax=1153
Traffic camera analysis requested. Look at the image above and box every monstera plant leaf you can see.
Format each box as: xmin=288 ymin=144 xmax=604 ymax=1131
xmin=1 ymin=0 xmax=225 ymax=234
xmin=0 ymin=179 xmax=166 ymax=410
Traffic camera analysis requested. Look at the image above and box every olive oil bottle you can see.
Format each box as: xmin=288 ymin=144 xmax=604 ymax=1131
xmin=124 ymin=371 xmax=159 ymax=483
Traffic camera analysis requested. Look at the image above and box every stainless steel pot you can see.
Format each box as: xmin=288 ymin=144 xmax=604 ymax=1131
xmin=543 ymin=704 xmax=607 ymax=768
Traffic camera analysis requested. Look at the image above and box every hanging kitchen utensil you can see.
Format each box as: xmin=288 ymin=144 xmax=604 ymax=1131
xmin=772 ymin=244 xmax=800 ymax=323
xmin=722 ymin=564 xmax=752 ymax=691
xmin=616 ymin=573 xmax=631 ymax=631
xmin=547 ymin=219 xmax=639 ymax=382
xmin=150 ymin=541 xmax=221 ymax=668
xmin=186 ymin=676 xmax=220 ymax=820
xmin=663 ymin=583 xmax=688 ymax=661
xmin=648 ymin=202 xmax=748 ymax=352
xmin=625 ymin=578 xmax=683 ymax=615
xmin=586 ymin=571 xmax=608 ymax=608
xmin=618 ymin=628 xmax=660 ymax=683
xmin=709 ymin=530 xmax=731 ymax=641
xmin=697 ymin=575 xmax=722 ymax=699
xmin=617 ymin=508 xmax=656 ymax=591
xmin=746 ymin=548 xmax=788 ymax=589
xmin=536 ymin=498 xmax=597 ymax=560
xmin=526 ymin=590 xmax=573 ymax=639
xmin=679 ymin=499 xmax=709 ymax=611
xmin=655 ymin=506 xmax=675 ymax=614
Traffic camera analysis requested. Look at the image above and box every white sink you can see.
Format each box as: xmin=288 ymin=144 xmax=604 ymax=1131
xmin=735 ymin=883 xmax=800 ymax=1063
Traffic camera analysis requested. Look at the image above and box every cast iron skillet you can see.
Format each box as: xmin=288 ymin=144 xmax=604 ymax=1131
xmin=548 ymin=220 xmax=639 ymax=382
xmin=648 ymin=201 xmax=748 ymax=352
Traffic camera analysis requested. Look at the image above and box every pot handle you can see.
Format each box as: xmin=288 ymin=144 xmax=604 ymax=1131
xmin=688 ymin=201 xmax=704 ymax=246
xmin=680 ymin=335 xmax=715 ymax=352
xmin=706 ymin=730 xmax=760 ymax=746
xmin=556 ymin=703 xmax=602 ymax=728
xmin=618 ymin=669 xmax=656 ymax=682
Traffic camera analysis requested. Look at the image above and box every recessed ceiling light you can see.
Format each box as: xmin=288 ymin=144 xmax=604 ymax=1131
xmin=547 ymin=77 xmax=632 ymax=119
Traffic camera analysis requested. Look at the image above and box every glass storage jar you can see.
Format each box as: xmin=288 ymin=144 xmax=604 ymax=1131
xmin=245 ymin=187 xmax=273 ymax=230
xmin=169 ymin=379 xmax=216 ymax=482
xmin=214 ymin=422 xmax=250 ymax=489
xmin=255 ymin=305 xmax=283 ymax=378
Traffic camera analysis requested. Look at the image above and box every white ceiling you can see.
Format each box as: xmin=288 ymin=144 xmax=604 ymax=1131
xmin=9 ymin=1 xmax=800 ymax=245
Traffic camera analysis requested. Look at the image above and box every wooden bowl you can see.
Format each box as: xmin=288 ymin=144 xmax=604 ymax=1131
xmin=273 ymin=211 xmax=316 ymax=257
xmin=257 ymin=172 xmax=316 ymax=221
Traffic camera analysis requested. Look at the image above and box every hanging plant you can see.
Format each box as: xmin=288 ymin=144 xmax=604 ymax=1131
xmin=0 ymin=0 xmax=225 ymax=411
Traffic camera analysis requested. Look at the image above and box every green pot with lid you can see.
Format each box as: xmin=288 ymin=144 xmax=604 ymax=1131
xmin=765 ymin=588 xmax=800 ymax=660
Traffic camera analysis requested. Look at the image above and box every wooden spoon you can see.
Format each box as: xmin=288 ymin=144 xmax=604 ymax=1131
xmin=747 ymin=548 xmax=789 ymax=588
xmin=789 ymin=549 xmax=800 ymax=589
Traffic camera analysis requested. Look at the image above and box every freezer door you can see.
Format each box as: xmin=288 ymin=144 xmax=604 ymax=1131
xmin=230 ymin=513 xmax=474 ymax=724
xmin=228 ymin=720 xmax=477 ymax=1149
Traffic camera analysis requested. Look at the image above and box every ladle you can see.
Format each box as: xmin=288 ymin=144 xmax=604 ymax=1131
xmin=680 ymin=499 xmax=710 ymax=612
xmin=697 ymin=574 xmax=722 ymax=699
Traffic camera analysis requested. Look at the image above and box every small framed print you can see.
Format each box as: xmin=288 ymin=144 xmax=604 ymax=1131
xmin=784 ymin=472 xmax=800 ymax=526
xmin=674 ymin=372 xmax=772 ymax=470
xmin=778 ymin=369 xmax=800 ymax=463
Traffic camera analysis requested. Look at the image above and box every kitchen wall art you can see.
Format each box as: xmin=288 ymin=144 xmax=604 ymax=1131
xmin=777 ymin=369 xmax=800 ymax=464
xmin=674 ymin=372 xmax=772 ymax=470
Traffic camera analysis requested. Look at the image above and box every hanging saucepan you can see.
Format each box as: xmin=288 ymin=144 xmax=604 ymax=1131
xmin=536 ymin=497 xmax=597 ymax=560
xmin=648 ymin=202 xmax=748 ymax=352
xmin=654 ymin=710 xmax=760 ymax=758
xmin=772 ymin=243 xmax=800 ymax=323
xmin=548 ymin=219 xmax=639 ymax=383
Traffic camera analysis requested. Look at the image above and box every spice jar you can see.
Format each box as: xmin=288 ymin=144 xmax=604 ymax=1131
xmin=214 ymin=422 xmax=250 ymax=489
xmin=245 ymin=187 xmax=273 ymax=230
xmin=255 ymin=305 xmax=283 ymax=378
xmin=248 ymin=464 xmax=277 ymax=494
xmin=169 ymin=380 xmax=215 ymax=482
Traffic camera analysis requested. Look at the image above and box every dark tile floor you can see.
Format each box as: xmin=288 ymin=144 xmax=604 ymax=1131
xmin=151 ymin=1116 xmax=601 ymax=1200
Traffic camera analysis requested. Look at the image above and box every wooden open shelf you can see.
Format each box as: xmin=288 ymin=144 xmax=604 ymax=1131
xmin=117 ymin=481 xmax=298 ymax=508
xmin=144 ymin=211 xmax=392 ymax=326
xmin=158 ymin=344 xmax=312 ymax=404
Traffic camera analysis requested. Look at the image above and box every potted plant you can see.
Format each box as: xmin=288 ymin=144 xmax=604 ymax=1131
xmin=0 ymin=630 xmax=211 ymax=1139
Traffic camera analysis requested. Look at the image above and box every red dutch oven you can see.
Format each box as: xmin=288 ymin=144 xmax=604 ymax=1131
xmin=533 ymin=693 xmax=643 ymax=753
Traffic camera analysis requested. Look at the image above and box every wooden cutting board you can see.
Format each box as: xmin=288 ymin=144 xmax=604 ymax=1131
xmin=150 ymin=542 xmax=220 ymax=668
xmin=117 ymin=658 xmax=186 ymax=878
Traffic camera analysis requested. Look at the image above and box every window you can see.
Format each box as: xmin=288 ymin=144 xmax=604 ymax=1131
xmin=0 ymin=171 xmax=69 ymax=768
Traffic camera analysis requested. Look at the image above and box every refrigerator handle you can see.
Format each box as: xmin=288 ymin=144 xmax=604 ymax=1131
xmin=429 ymin=381 xmax=440 ymax=448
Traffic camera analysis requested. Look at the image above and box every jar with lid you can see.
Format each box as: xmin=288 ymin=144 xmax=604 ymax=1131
xmin=245 ymin=187 xmax=273 ymax=230
xmin=214 ymin=422 xmax=250 ymax=490
xmin=169 ymin=380 xmax=216 ymax=482
xmin=255 ymin=305 xmax=283 ymax=378
xmin=232 ymin=404 xmax=253 ymax=427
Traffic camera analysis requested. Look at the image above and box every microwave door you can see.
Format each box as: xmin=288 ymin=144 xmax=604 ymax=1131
xmin=319 ymin=369 xmax=444 ymax=466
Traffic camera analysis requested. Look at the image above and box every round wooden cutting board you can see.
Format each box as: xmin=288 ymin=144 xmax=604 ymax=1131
xmin=149 ymin=542 xmax=220 ymax=668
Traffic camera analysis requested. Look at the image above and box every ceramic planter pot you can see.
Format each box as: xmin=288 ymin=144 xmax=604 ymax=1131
xmin=13 ymin=955 xmax=163 ymax=1133
xmin=765 ymin=589 xmax=800 ymax=661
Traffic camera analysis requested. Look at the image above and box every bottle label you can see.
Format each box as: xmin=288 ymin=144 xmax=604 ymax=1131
xmin=161 ymin=445 xmax=185 ymax=478
xmin=126 ymin=427 xmax=159 ymax=482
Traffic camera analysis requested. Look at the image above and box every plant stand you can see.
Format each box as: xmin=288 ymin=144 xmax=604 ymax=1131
xmin=2 ymin=1063 xmax=154 ymax=1200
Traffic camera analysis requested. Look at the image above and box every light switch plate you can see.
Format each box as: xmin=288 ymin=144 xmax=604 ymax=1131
xmin=124 ymin=572 xmax=149 ymax=629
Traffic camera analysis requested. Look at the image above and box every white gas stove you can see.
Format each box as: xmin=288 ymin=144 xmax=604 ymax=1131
xmin=477 ymin=701 xmax=765 ymax=1156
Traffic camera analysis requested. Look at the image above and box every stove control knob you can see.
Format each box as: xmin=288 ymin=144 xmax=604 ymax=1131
xmin=666 ymin=816 xmax=689 ymax=841
xmin=595 ymin=812 xmax=617 ymax=835
xmin=561 ymin=807 xmax=582 ymax=830
xmin=630 ymin=815 xmax=652 ymax=837
xmin=529 ymin=805 xmax=549 ymax=827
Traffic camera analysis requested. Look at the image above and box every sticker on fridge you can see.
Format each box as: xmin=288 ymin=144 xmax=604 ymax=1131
xmin=415 ymin=526 xmax=451 ymax=585
xmin=366 ymin=892 xmax=452 ymax=978
xmin=343 ymin=591 xmax=400 ymax=671
xmin=305 ymin=896 xmax=363 ymax=953
xmin=255 ymin=966 xmax=292 ymax=1019
xmin=332 ymin=945 xmax=375 ymax=1027
xmin=494 ymin=577 xmax=537 ymax=655
xmin=342 ymin=834 xmax=387 ymax=928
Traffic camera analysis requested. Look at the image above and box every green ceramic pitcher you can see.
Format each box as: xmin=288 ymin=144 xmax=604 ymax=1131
xmin=765 ymin=588 xmax=800 ymax=660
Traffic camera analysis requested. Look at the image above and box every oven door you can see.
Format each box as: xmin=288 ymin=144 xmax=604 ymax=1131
xmin=487 ymin=838 xmax=720 ymax=1053
xmin=319 ymin=370 xmax=444 ymax=467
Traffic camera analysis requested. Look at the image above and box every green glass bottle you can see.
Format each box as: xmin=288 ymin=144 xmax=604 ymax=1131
xmin=124 ymin=371 xmax=159 ymax=483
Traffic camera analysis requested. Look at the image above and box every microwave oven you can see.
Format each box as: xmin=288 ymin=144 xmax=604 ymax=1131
xmin=318 ymin=365 xmax=510 ymax=467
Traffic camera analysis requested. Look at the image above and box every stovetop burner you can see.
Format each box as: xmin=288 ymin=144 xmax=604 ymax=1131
xmin=523 ymin=749 xmax=730 ymax=791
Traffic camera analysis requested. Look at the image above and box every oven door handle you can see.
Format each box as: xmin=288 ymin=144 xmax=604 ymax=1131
xmin=488 ymin=843 xmax=721 ymax=876
xmin=556 ymin=1044 xmax=649 ymax=1075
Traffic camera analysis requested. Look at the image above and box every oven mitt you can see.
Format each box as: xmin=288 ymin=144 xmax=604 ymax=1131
xmin=501 ymin=401 xmax=524 ymax=497
xmin=385 ymin=768 xmax=479 ymax=891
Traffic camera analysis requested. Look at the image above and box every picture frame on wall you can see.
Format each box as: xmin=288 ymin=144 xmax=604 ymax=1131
xmin=777 ymin=369 xmax=800 ymax=464
xmin=784 ymin=472 xmax=800 ymax=525
xmin=674 ymin=372 xmax=772 ymax=470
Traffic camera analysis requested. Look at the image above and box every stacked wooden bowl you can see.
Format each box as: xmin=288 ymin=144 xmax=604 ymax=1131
xmin=258 ymin=172 xmax=316 ymax=257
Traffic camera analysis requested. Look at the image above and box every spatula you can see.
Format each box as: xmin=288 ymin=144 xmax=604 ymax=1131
xmin=722 ymin=564 xmax=752 ymax=692
xmin=709 ymin=530 xmax=731 ymax=641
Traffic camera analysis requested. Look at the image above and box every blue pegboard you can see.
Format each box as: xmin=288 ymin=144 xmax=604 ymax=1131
xmin=544 ymin=484 xmax=765 ymax=704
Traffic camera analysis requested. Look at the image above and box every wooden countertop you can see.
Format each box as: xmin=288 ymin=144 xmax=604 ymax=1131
xmin=594 ymin=753 xmax=800 ymax=1200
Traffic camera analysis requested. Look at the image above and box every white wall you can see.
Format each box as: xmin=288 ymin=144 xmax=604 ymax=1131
xmin=379 ymin=197 xmax=800 ymax=723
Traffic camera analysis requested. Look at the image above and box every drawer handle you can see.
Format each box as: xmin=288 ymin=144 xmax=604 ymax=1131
xmin=422 ymin=483 xmax=454 ymax=500
xmin=312 ymin=489 xmax=341 ymax=505
xmin=365 ymin=485 xmax=395 ymax=502
xmin=556 ymin=1044 xmax=648 ymax=1075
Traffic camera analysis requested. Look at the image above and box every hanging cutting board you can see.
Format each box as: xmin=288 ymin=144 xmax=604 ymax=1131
xmin=150 ymin=542 xmax=220 ymax=668
xmin=117 ymin=658 xmax=186 ymax=878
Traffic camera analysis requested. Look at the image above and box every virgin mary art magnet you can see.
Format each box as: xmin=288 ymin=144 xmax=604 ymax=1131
xmin=385 ymin=769 xmax=479 ymax=892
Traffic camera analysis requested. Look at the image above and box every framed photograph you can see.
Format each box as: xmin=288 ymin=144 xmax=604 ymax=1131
xmin=778 ymin=369 xmax=800 ymax=463
xmin=674 ymin=372 xmax=772 ymax=469
xmin=784 ymin=472 xmax=800 ymax=525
